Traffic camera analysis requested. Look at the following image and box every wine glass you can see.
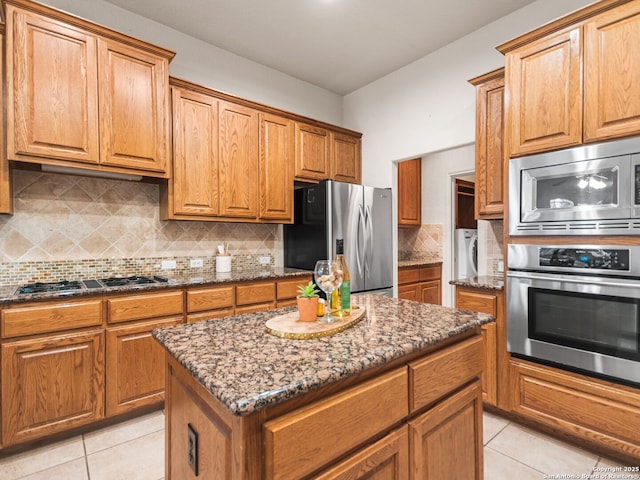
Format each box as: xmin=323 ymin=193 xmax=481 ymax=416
xmin=314 ymin=260 xmax=343 ymax=323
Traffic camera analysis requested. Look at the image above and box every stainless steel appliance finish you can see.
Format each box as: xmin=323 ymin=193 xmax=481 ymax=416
xmin=284 ymin=180 xmax=393 ymax=294
xmin=509 ymin=136 xmax=640 ymax=235
xmin=507 ymin=244 xmax=640 ymax=385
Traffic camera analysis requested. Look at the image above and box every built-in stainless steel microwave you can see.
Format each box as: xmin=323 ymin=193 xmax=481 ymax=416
xmin=509 ymin=137 xmax=640 ymax=236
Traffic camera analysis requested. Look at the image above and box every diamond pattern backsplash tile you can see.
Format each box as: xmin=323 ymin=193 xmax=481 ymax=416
xmin=397 ymin=223 xmax=443 ymax=262
xmin=0 ymin=170 xmax=278 ymax=283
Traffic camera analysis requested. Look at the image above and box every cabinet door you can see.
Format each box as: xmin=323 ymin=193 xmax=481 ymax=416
xmin=397 ymin=158 xmax=421 ymax=228
xmin=0 ymin=30 xmax=11 ymax=215
xmin=409 ymin=380 xmax=483 ymax=480
xmin=1 ymin=330 xmax=104 ymax=446
xmin=106 ymin=317 xmax=182 ymax=416
xmin=419 ymin=280 xmax=441 ymax=306
xmin=397 ymin=284 xmax=419 ymax=301
xmin=6 ymin=6 xmax=99 ymax=164
xmin=294 ymin=122 xmax=330 ymax=181
xmin=219 ymin=101 xmax=259 ymax=218
xmin=171 ymin=86 xmax=219 ymax=216
xmin=331 ymin=132 xmax=361 ymax=184
xmin=584 ymin=2 xmax=640 ymax=142
xmin=507 ymin=27 xmax=582 ymax=156
xmin=455 ymin=288 xmax=498 ymax=406
xmin=314 ymin=426 xmax=409 ymax=480
xmin=260 ymin=113 xmax=294 ymax=221
xmin=474 ymin=71 xmax=504 ymax=218
xmin=98 ymin=38 xmax=170 ymax=175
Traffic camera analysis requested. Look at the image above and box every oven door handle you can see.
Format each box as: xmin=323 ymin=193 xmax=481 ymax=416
xmin=507 ymin=269 xmax=640 ymax=289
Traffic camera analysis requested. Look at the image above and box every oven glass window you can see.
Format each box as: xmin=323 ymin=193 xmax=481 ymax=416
xmin=535 ymin=167 xmax=618 ymax=210
xmin=529 ymin=288 xmax=640 ymax=361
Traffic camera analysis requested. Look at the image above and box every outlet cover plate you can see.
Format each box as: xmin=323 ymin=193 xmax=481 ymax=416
xmin=259 ymin=256 xmax=271 ymax=265
xmin=161 ymin=260 xmax=177 ymax=270
xmin=190 ymin=258 xmax=204 ymax=268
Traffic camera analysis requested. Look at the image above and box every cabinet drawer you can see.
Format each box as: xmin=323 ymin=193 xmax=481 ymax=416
xmin=398 ymin=267 xmax=420 ymax=285
xmin=187 ymin=286 xmax=234 ymax=313
xmin=409 ymin=336 xmax=482 ymax=413
xmin=456 ymin=289 xmax=497 ymax=316
xmin=107 ymin=290 xmax=184 ymax=324
xmin=2 ymin=299 xmax=103 ymax=339
xmin=264 ymin=368 xmax=408 ymax=480
xmin=276 ymin=276 xmax=312 ymax=300
xmin=236 ymin=281 xmax=275 ymax=306
xmin=419 ymin=265 xmax=441 ymax=281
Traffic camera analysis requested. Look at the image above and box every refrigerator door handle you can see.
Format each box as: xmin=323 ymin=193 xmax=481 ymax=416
xmin=364 ymin=205 xmax=373 ymax=279
xmin=356 ymin=204 xmax=366 ymax=276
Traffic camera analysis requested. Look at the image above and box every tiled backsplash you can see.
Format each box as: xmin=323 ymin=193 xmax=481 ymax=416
xmin=0 ymin=169 xmax=278 ymax=283
xmin=398 ymin=223 xmax=443 ymax=262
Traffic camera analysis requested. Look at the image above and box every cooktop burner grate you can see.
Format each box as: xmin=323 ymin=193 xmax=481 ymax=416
xmin=100 ymin=276 xmax=157 ymax=287
xmin=16 ymin=280 xmax=83 ymax=294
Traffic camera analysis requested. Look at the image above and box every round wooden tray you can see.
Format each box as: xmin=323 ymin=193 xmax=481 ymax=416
xmin=265 ymin=305 xmax=366 ymax=339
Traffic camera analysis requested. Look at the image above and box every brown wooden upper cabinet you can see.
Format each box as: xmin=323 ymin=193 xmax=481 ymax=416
xmin=331 ymin=132 xmax=361 ymax=184
xmin=162 ymin=80 xmax=296 ymax=223
xmin=500 ymin=1 xmax=640 ymax=157
xmin=397 ymin=158 xmax=421 ymax=228
xmin=294 ymin=122 xmax=331 ymax=181
xmin=0 ymin=25 xmax=10 ymax=215
xmin=5 ymin=0 xmax=174 ymax=177
xmin=469 ymin=69 xmax=504 ymax=219
xmin=294 ymin=122 xmax=362 ymax=184
xmin=259 ymin=113 xmax=295 ymax=222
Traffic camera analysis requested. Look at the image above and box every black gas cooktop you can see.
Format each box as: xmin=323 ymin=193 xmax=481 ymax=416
xmin=16 ymin=276 xmax=169 ymax=295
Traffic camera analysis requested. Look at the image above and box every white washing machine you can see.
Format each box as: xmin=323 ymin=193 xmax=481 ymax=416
xmin=454 ymin=228 xmax=478 ymax=279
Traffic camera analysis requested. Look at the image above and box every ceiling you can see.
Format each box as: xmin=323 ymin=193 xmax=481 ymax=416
xmin=103 ymin=0 xmax=536 ymax=95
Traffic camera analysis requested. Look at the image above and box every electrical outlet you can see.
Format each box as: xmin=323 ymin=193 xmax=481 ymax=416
xmin=190 ymin=258 xmax=204 ymax=268
xmin=259 ymin=256 xmax=271 ymax=265
xmin=161 ymin=259 xmax=177 ymax=270
xmin=187 ymin=424 xmax=198 ymax=475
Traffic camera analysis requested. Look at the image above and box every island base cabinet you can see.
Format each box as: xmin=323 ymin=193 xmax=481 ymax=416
xmin=1 ymin=330 xmax=105 ymax=446
xmin=409 ymin=380 xmax=483 ymax=480
xmin=314 ymin=426 xmax=409 ymax=480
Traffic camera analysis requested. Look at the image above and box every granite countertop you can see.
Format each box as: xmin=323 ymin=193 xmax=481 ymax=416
xmin=0 ymin=267 xmax=311 ymax=304
xmin=449 ymin=275 xmax=504 ymax=291
xmin=152 ymin=294 xmax=494 ymax=417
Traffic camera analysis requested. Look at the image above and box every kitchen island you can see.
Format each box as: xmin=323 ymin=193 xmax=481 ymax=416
xmin=153 ymin=294 xmax=494 ymax=480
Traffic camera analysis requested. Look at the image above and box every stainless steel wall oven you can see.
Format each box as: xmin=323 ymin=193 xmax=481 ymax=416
xmin=507 ymin=244 xmax=640 ymax=385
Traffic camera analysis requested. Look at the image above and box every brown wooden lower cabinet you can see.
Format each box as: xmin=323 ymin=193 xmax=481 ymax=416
xmin=509 ymin=358 xmax=640 ymax=462
xmin=455 ymin=286 xmax=507 ymax=406
xmin=398 ymin=264 xmax=442 ymax=305
xmin=164 ymin=333 xmax=483 ymax=479
xmin=106 ymin=316 xmax=183 ymax=416
xmin=1 ymin=329 xmax=105 ymax=446
xmin=409 ymin=380 xmax=483 ymax=480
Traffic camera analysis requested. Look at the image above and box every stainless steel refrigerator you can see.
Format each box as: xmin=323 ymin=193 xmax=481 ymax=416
xmin=284 ymin=180 xmax=393 ymax=295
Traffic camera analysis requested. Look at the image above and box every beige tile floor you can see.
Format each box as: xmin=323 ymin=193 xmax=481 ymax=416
xmin=0 ymin=409 xmax=634 ymax=479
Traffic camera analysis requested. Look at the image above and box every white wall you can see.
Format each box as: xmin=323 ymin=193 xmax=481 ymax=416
xmin=343 ymin=0 xmax=594 ymax=189
xmin=419 ymin=144 xmax=475 ymax=307
xmin=38 ymin=0 xmax=344 ymax=126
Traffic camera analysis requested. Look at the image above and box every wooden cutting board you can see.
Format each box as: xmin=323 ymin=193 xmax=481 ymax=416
xmin=265 ymin=306 xmax=366 ymax=339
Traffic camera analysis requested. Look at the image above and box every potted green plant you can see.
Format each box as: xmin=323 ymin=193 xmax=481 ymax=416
xmin=296 ymin=281 xmax=320 ymax=322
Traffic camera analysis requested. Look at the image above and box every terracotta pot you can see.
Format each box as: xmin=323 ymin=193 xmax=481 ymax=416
xmin=296 ymin=296 xmax=319 ymax=322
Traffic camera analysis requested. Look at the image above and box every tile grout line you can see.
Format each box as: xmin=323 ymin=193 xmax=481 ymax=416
xmin=82 ymin=433 xmax=91 ymax=480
